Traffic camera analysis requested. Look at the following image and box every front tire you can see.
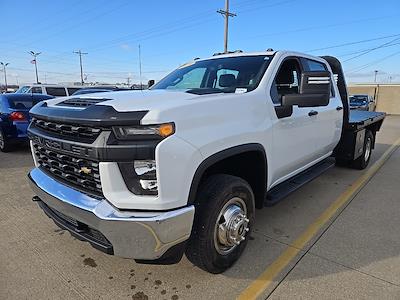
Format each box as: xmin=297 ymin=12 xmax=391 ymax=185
xmin=186 ymin=174 xmax=255 ymax=274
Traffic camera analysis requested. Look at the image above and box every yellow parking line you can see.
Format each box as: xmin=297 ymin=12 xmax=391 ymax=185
xmin=238 ymin=137 xmax=400 ymax=300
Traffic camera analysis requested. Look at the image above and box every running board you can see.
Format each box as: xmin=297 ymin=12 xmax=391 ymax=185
xmin=265 ymin=158 xmax=335 ymax=206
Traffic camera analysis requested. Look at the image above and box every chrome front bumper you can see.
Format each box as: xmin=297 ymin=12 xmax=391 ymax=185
xmin=28 ymin=168 xmax=195 ymax=260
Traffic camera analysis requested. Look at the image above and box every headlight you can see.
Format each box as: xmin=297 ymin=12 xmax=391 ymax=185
xmin=118 ymin=160 xmax=158 ymax=196
xmin=113 ymin=123 xmax=175 ymax=140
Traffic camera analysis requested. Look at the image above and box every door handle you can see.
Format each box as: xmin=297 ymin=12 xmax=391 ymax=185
xmin=336 ymin=106 xmax=343 ymax=111
xmin=308 ymin=110 xmax=318 ymax=116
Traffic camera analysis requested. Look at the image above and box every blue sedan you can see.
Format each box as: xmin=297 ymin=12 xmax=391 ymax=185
xmin=0 ymin=93 xmax=54 ymax=152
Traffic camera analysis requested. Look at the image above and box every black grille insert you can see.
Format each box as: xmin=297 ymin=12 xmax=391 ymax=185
xmin=33 ymin=143 xmax=102 ymax=195
xmin=31 ymin=117 xmax=101 ymax=142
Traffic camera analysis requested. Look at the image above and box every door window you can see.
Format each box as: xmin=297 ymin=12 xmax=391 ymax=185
xmin=301 ymin=58 xmax=335 ymax=97
xmin=45 ymin=87 xmax=67 ymax=97
xmin=30 ymin=87 xmax=43 ymax=94
xmin=67 ymin=88 xmax=81 ymax=95
xmin=270 ymin=58 xmax=302 ymax=104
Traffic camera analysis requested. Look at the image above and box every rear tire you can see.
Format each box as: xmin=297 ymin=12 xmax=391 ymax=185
xmin=0 ymin=130 xmax=12 ymax=152
xmin=186 ymin=174 xmax=255 ymax=274
xmin=352 ymin=130 xmax=373 ymax=170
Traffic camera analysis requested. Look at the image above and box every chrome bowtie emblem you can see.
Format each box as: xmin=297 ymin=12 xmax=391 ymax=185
xmin=80 ymin=167 xmax=92 ymax=175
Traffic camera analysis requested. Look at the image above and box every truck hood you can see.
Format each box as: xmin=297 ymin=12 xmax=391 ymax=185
xmin=31 ymin=89 xmax=234 ymax=126
xmin=44 ymin=89 xmax=221 ymax=111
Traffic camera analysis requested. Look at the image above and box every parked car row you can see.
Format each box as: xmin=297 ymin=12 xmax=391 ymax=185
xmin=0 ymin=93 xmax=54 ymax=152
xmin=15 ymin=84 xmax=131 ymax=97
xmin=0 ymin=86 xmax=134 ymax=152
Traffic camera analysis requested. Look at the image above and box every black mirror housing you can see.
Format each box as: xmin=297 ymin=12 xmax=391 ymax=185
xmin=282 ymin=93 xmax=329 ymax=107
xmin=281 ymin=71 xmax=331 ymax=107
xmin=147 ymin=80 xmax=155 ymax=88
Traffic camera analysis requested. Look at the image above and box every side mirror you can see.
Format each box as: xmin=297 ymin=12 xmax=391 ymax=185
xmin=282 ymin=71 xmax=331 ymax=107
xmin=147 ymin=80 xmax=155 ymax=88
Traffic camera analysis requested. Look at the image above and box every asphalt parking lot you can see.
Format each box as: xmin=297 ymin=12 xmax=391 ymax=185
xmin=1 ymin=116 xmax=400 ymax=300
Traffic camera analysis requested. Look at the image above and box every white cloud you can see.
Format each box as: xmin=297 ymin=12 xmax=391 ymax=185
xmin=120 ymin=44 xmax=132 ymax=51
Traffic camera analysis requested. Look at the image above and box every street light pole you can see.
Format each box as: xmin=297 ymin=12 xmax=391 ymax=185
xmin=138 ymin=44 xmax=143 ymax=90
xmin=0 ymin=62 xmax=9 ymax=92
xmin=29 ymin=51 xmax=41 ymax=84
xmin=374 ymin=70 xmax=378 ymax=83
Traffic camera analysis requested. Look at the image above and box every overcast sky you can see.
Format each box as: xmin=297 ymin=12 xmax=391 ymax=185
xmin=1 ymin=0 xmax=400 ymax=85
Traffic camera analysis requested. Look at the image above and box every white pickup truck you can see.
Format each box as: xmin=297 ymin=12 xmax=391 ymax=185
xmin=28 ymin=50 xmax=385 ymax=273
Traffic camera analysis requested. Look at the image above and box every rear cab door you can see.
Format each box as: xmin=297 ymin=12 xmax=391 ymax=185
xmin=299 ymin=57 xmax=343 ymax=159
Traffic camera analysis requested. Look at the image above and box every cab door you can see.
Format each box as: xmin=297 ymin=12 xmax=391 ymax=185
xmin=300 ymin=58 xmax=343 ymax=159
xmin=269 ymin=57 xmax=319 ymax=187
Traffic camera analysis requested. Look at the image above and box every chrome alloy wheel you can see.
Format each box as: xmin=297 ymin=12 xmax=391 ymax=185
xmin=364 ymin=136 xmax=372 ymax=162
xmin=214 ymin=197 xmax=249 ymax=255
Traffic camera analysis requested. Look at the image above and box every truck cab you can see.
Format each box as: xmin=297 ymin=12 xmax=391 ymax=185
xmin=27 ymin=50 xmax=384 ymax=273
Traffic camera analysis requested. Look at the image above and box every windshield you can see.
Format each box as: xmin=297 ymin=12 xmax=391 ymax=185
xmin=15 ymin=86 xmax=30 ymax=94
xmin=152 ymin=55 xmax=272 ymax=94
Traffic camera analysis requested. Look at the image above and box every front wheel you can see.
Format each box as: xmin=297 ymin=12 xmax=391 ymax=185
xmin=186 ymin=174 xmax=255 ymax=274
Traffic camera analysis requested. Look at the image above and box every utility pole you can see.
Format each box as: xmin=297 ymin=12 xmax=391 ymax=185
xmin=217 ymin=0 xmax=236 ymax=53
xmin=0 ymin=62 xmax=9 ymax=92
xmin=127 ymin=75 xmax=131 ymax=86
xmin=29 ymin=51 xmax=41 ymax=84
xmin=73 ymin=50 xmax=88 ymax=85
xmin=374 ymin=70 xmax=378 ymax=83
xmin=138 ymin=44 xmax=143 ymax=90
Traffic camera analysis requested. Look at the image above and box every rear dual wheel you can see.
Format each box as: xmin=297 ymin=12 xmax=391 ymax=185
xmin=186 ymin=174 xmax=254 ymax=274
xmin=352 ymin=130 xmax=373 ymax=170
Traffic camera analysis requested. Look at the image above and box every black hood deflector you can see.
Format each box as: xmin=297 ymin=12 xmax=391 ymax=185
xmin=30 ymin=102 xmax=148 ymax=126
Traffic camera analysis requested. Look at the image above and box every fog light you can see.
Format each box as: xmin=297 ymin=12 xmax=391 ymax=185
xmin=139 ymin=179 xmax=158 ymax=191
xmin=118 ymin=160 xmax=158 ymax=196
xmin=134 ymin=160 xmax=156 ymax=178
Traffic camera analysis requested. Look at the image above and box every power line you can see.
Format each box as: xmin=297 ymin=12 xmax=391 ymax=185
xmin=306 ymin=33 xmax=400 ymax=52
xmin=343 ymin=36 xmax=400 ymax=62
xmin=347 ymin=50 xmax=400 ymax=74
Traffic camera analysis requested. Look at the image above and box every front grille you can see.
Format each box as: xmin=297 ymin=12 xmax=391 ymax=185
xmin=57 ymin=97 xmax=111 ymax=107
xmin=33 ymin=143 xmax=102 ymax=195
xmin=31 ymin=117 xmax=101 ymax=142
